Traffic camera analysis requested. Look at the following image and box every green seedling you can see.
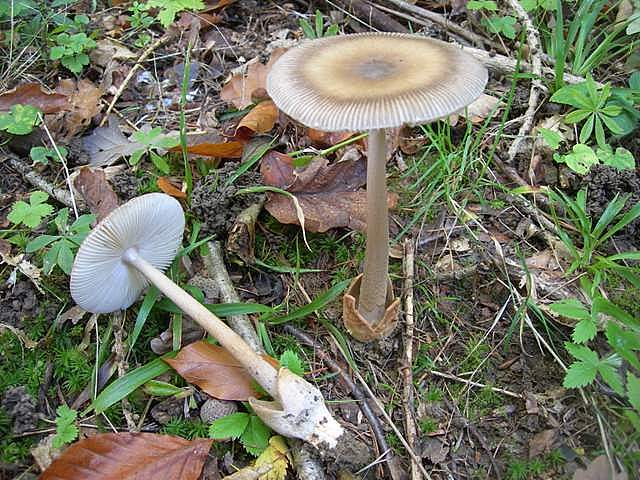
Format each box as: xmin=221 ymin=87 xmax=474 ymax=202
xmin=30 ymin=145 xmax=68 ymax=166
xmin=7 ymin=191 xmax=53 ymax=228
xmin=130 ymin=127 xmax=179 ymax=174
xmin=209 ymin=412 xmax=271 ymax=456
xmin=466 ymin=1 xmax=516 ymax=39
xmin=50 ymin=32 xmax=96 ymax=74
xmin=52 ymin=405 xmax=78 ymax=448
xmin=552 ymin=143 xmax=635 ymax=174
xmin=299 ymin=9 xmax=339 ymax=39
xmin=0 ymin=104 xmax=41 ymax=135
xmin=278 ymin=350 xmax=305 ymax=376
xmin=129 ymin=1 xmax=154 ymax=29
xmin=26 ymin=208 xmax=95 ymax=275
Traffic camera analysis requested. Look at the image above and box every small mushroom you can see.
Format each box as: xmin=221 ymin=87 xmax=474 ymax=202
xmin=70 ymin=193 xmax=343 ymax=448
xmin=267 ymin=33 xmax=487 ymax=341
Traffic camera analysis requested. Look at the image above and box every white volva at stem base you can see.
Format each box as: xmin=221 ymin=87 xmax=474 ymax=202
xmin=357 ymin=128 xmax=390 ymax=323
xmin=122 ymin=248 xmax=278 ymax=396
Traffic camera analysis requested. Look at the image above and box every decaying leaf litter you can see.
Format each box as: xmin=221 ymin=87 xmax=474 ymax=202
xmin=0 ymin=1 xmax=639 ymax=480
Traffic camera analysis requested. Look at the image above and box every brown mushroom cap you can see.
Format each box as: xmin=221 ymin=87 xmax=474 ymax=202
xmin=267 ymin=33 xmax=488 ymax=132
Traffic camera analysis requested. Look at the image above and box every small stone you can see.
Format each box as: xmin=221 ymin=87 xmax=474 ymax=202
xmin=199 ymin=398 xmax=238 ymax=424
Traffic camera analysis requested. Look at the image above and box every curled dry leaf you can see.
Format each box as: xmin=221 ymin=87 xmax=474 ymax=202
xmin=165 ymin=341 xmax=276 ymax=401
xmin=73 ymin=167 xmax=120 ymax=222
xmin=0 ymin=83 xmax=70 ymax=113
xmin=157 ymin=177 xmax=187 ymax=199
xmin=236 ymin=100 xmax=278 ymax=137
xmin=54 ymin=79 xmax=103 ymax=140
xmin=39 ymin=433 xmax=212 ymax=480
xmin=261 ymin=151 xmax=397 ymax=232
xmin=90 ymin=39 xmax=136 ymax=68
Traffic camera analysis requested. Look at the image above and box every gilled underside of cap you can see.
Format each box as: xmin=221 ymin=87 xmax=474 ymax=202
xmin=267 ymin=33 xmax=488 ymax=132
xmin=70 ymin=193 xmax=185 ymax=313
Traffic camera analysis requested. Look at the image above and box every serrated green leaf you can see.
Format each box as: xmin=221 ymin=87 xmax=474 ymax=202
xmin=52 ymin=405 xmax=78 ymax=448
xmin=565 ymin=342 xmax=599 ymax=365
xmin=627 ymin=372 xmax=640 ymax=412
xmin=241 ymin=415 xmax=271 ymax=456
xmin=549 ymin=299 xmax=590 ymax=320
xmin=26 ymin=235 xmax=60 ymax=252
xmin=572 ymin=319 xmax=597 ymax=343
xmin=209 ymin=412 xmax=250 ymax=440
xmin=563 ymin=361 xmax=598 ymax=388
xmin=598 ymin=361 xmax=624 ymax=396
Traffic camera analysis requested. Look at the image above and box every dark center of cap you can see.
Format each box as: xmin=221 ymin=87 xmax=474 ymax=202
xmin=354 ymin=59 xmax=396 ymax=80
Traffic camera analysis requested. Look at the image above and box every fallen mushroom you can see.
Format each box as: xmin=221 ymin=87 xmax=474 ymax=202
xmin=70 ymin=193 xmax=343 ymax=448
xmin=267 ymin=33 xmax=487 ymax=341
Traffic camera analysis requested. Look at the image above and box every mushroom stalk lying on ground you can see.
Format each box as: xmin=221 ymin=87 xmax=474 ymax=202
xmin=267 ymin=33 xmax=488 ymax=341
xmin=70 ymin=193 xmax=343 ymax=448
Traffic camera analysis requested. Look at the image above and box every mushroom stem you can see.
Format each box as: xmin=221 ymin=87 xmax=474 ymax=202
xmin=358 ymin=128 xmax=389 ymax=323
xmin=122 ymin=248 xmax=278 ymax=396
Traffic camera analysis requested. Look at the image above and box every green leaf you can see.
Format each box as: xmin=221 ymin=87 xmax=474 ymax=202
xmin=7 ymin=191 xmax=53 ymax=228
xmin=553 ymin=143 xmax=598 ymax=175
xmin=597 ymin=359 xmax=624 ymax=396
xmin=563 ymin=360 xmax=598 ymax=388
xmin=87 ymin=356 xmax=173 ymax=415
xmin=597 ymin=145 xmax=635 ymax=170
xmin=279 ymin=350 xmax=305 ymax=376
xmin=481 ymin=15 xmax=517 ymax=39
xmin=43 ymin=241 xmax=60 ymax=275
xmin=604 ymin=323 xmax=640 ymax=371
xmin=240 ymin=415 xmax=271 ymax=456
xmin=26 ymin=235 xmax=60 ymax=252
xmin=130 ymin=286 xmax=161 ymax=351
xmin=467 ymin=0 xmax=498 ymax=10
xmin=0 ymin=104 xmax=41 ymax=135
xmin=315 ymin=10 xmax=324 ymax=38
xmin=267 ymin=279 xmax=350 ymax=324
xmin=150 ymin=151 xmax=170 ymax=174
xmin=299 ymin=18 xmax=316 ymax=39
xmin=565 ymin=342 xmax=599 ymax=364
xmin=627 ymin=372 xmax=640 ymax=413
xmin=572 ymin=319 xmax=597 ymax=343
xmin=57 ymin=241 xmax=74 ymax=274
xmin=549 ymin=299 xmax=590 ymax=320
xmin=52 ymin=405 xmax=78 ymax=448
xmin=208 ymin=412 xmax=250 ymax=440
xmin=565 ymin=109 xmax=591 ymax=124
xmin=50 ymin=45 xmax=66 ymax=60
xmin=147 ymin=0 xmax=205 ymax=28
xmin=538 ymin=127 xmax=562 ymax=149
xmin=142 ymin=380 xmax=184 ymax=397
xmin=30 ymin=146 xmax=50 ymax=164
xmin=550 ymin=83 xmax=591 ymax=109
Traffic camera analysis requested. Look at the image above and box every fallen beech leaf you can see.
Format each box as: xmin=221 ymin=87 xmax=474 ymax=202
xmin=165 ymin=341 xmax=271 ymax=401
xmin=83 ymin=118 xmax=144 ymax=166
xmin=39 ymin=433 xmax=212 ymax=480
xmin=572 ymin=454 xmax=628 ymax=480
xmin=261 ymin=152 xmax=397 ymax=232
xmin=0 ymin=83 xmax=70 ymax=113
xmin=169 ymin=141 xmax=244 ymax=158
xmin=307 ymin=128 xmax=355 ymax=148
xmin=157 ymin=177 xmax=186 ymax=199
xmin=73 ymin=167 xmax=120 ymax=222
xmin=236 ymin=100 xmax=278 ymax=136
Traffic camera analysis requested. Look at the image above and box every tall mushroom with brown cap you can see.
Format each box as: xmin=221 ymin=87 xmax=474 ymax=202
xmin=70 ymin=193 xmax=343 ymax=448
xmin=267 ymin=33 xmax=488 ymax=342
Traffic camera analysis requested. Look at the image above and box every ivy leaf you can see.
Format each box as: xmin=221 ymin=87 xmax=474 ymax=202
xmin=7 ymin=191 xmax=54 ymax=228
xmin=240 ymin=415 xmax=271 ymax=456
xmin=208 ymin=412 xmax=250 ymax=440
xmin=279 ymin=350 xmax=305 ymax=376
xmin=52 ymin=405 xmax=78 ymax=448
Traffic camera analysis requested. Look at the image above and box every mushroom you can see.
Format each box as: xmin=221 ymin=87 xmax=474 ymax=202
xmin=267 ymin=33 xmax=488 ymax=342
xmin=70 ymin=193 xmax=343 ymax=448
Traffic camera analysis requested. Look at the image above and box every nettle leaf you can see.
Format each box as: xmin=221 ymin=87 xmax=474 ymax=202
xmin=208 ymin=412 xmax=250 ymax=440
xmin=572 ymin=319 xmax=597 ymax=344
xmin=279 ymin=350 xmax=305 ymax=376
xmin=240 ymin=415 xmax=271 ymax=456
xmin=7 ymin=191 xmax=54 ymax=228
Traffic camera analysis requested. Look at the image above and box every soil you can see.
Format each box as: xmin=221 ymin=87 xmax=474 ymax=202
xmin=1 ymin=387 xmax=38 ymax=435
xmin=0 ymin=280 xmax=39 ymax=329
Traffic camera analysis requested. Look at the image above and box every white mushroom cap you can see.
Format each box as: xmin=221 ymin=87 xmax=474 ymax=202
xmin=70 ymin=193 xmax=185 ymax=313
xmin=267 ymin=33 xmax=488 ymax=132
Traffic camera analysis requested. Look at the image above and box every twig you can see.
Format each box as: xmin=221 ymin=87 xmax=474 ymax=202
xmin=202 ymin=241 xmax=262 ymax=352
xmin=4 ymin=155 xmax=88 ymax=211
xmin=401 ymin=238 xmax=421 ymax=480
xmin=336 ymin=0 xmax=409 ymax=32
xmin=99 ymin=34 xmax=173 ymax=127
xmin=505 ymin=0 xmax=545 ymax=162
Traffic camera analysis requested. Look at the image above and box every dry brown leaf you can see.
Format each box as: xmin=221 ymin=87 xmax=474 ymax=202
xmin=90 ymin=39 xmax=136 ymax=68
xmin=157 ymin=177 xmax=187 ymax=199
xmin=449 ymin=93 xmax=500 ymax=126
xmin=528 ymin=429 xmax=558 ymax=458
xmin=54 ymin=79 xmax=102 ymax=140
xmin=169 ymin=141 xmax=244 ymax=158
xmin=307 ymin=129 xmax=355 ymax=149
xmin=0 ymin=83 xmax=70 ymax=113
xmin=572 ymin=455 xmax=628 ymax=480
xmin=236 ymin=100 xmax=278 ymax=136
xmin=261 ymin=152 xmax=397 ymax=233
xmin=165 ymin=341 xmax=271 ymax=401
xmin=73 ymin=167 xmax=120 ymax=222
xmin=39 ymin=433 xmax=212 ymax=480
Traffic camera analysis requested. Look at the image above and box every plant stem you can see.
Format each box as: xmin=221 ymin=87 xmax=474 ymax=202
xmin=122 ymin=248 xmax=278 ymax=396
xmin=358 ymin=128 xmax=389 ymax=323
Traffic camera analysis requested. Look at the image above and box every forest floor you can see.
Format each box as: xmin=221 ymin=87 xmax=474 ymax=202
xmin=1 ymin=1 xmax=639 ymax=479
